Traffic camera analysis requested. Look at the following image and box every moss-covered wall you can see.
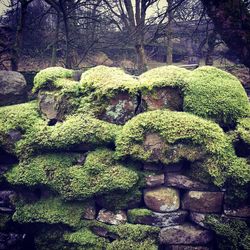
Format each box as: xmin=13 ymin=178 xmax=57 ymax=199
xmin=0 ymin=65 xmax=249 ymax=250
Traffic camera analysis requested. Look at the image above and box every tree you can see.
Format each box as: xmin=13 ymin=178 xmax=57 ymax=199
xmin=201 ymin=0 xmax=250 ymax=68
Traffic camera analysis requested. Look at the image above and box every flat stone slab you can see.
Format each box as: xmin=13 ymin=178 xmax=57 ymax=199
xmin=224 ymin=205 xmax=250 ymax=217
xmin=97 ymin=209 xmax=127 ymax=225
xmin=146 ymin=174 xmax=165 ymax=187
xmin=144 ymin=187 xmax=180 ymax=212
xmin=182 ymin=191 xmax=224 ymax=213
xmin=159 ymin=223 xmax=213 ymax=245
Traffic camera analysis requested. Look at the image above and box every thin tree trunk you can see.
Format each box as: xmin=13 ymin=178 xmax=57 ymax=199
xmin=135 ymin=43 xmax=147 ymax=74
xmin=51 ymin=12 xmax=60 ymax=66
xmin=11 ymin=0 xmax=29 ymax=71
xmin=166 ymin=0 xmax=173 ymax=65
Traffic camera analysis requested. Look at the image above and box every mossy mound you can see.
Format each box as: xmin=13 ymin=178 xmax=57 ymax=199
xmin=6 ymin=149 xmax=139 ymax=200
xmin=115 ymin=110 xmax=250 ymax=187
xmin=138 ymin=65 xmax=189 ymax=91
xmin=205 ymin=215 xmax=250 ymax=250
xmin=80 ymin=65 xmax=139 ymax=98
xmin=12 ymin=197 xmax=87 ymax=228
xmin=183 ymin=66 xmax=250 ymax=128
xmin=236 ymin=118 xmax=250 ymax=145
xmin=33 ymin=67 xmax=74 ymax=92
xmin=15 ymin=114 xmax=120 ymax=157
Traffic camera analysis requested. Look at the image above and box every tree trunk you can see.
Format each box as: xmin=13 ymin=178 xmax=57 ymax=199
xmin=135 ymin=43 xmax=147 ymax=74
xmin=51 ymin=12 xmax=60 ymax=66
xmin=201 ymin=0 xmax=250 ymax=68
xmin=11 ymin=0 xmax=29 ymax=71
xmin=166 ymin=0 xmax=173 ymax=65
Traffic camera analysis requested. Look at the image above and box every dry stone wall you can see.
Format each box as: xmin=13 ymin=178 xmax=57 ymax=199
xmin=0 ymin=65 xmax=250 ymax=250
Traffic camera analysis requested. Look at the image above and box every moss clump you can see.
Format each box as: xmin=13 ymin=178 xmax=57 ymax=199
xmin=33 ymin=67 xmax=74 ymax=93
xmin=80 ymin=65 xmax=139 ymax=99
xmin=138 ymin=65 xmax=189 ymax=92
xmin=15 ymin=114 xmax=121 ymax=157
xmin=205 ymin=215 xmax=250 ymax=250
xmin=0 ymin=101 xmax=44 ymax=153
xmin=116 ymin=110 xmax=249 ymax=186
xmin=64 ymin=229 xmax=108 ymax=250
xmin=127 ymin=208 xmax=153 ymax=224
xmin=6 ymin=149 xmax=139 ymax=200
xmin=183 ymin=66 xmax=250 ymax=128
xmin=12 ymin=196 xmax=87 ymax=228
xmin=107 ymin=239 xmax=157 ymax=250
xmin=236 ymin=118 xmax=250 ymax=145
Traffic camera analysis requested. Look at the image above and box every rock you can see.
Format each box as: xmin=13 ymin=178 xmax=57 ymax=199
xmin=97 ymin=209 xmax=127 ymax=225
xmin=100 ymin=93 xmax=138 ymax=125
xmin=82 ymin=202 xmax=96 ymax=220
xmin=165 ymin=173 xmax=215 ymax=191
xmin=0 ymin=71 xmax=27 ymax=106
xmin=182 ymin=191 xmax=224 ymax=213
xmin=143 ymin=163 xmax=163 ymax=171
xmin=0 ymin=232 xmax=26 ymax=249
xmin=190 ymin=212 xmax=209 ymax=229
xmin=224 ymin=205 xmax=250 ymax=217
xmin=38 ymin=91 xmax=72 ymax=121
xmin=144 ymin=187 xmax=180 ymax=212
xmin=165 ymin=245 xmax=210 ymax=250
xmin=143 ymin=133 xmax=166 ymax=162
xmin=142 ymin=87 xmax=183 ymax=111
xmin=128 ymin=209 xmax=188 ymax=227
xmin=146 ymin=174 xmax=165 ymax=187
xmin=159 ymin=223 xmax=213 ymax=245
xmin=91 ymin=226 xmax=118 ymax=240
xmin=0 ymin=191 xmax=16 ymax=213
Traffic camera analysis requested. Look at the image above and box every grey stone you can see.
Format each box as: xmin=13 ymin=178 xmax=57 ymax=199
xmin=97 ymin=209 xmax=127 ymax=225
xmin=144 ymin=187 xmax=180 ymax=212
xmin=224 ymin=205 xmax=250 ymax=217
xmin=0 ymin=71 xmax=27 ymax=106
xmin=146 ymin=174 xmax=165 ymax=187
xmin=182 ymin=191 xmax=224 ymax=213
xmin=159 ymin=223 xmax=213 ymax=245
xmin=190 ymin=212 xmax=209 ymax=229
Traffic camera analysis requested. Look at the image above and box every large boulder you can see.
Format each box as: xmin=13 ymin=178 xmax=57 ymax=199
xmin=0 ymin=71 xmax=27 ymax=106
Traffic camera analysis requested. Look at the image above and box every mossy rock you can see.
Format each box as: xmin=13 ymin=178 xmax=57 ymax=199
xmin=12 ymin=196 xmax=88 ymax=228
xmin=183 ymin=66 xmax=250 ymax=128
xmin=205 ymin=215 xmax=250 ymax=250
xmin=115 ymin=110 xmax=250 ymax=187
xmin=106 ymin=239 xmax=157 ymax=250
xmin=15 ymin=114 xmax=120 ymax=157
xmin=6 ymin=149 xmax=139 ymax=200
xmin=236 ymin=118 xmax=250 ymax=145
xmin=33 ymin=67 xmax=74 ymax=93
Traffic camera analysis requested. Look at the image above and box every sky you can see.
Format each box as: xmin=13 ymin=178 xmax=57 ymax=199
xmin=0 ymin=0 xmax=9 ymax=15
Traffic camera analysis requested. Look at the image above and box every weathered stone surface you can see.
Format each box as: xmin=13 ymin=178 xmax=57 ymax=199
xmin=142 ymin=87 xmax=183 ymax=111
xmin=100 ymin=93 xmax=138 ymax=125
xmin=165 ymin=173 xmax=215 ymax=191
xmin=0 ymin=191 xmax=16 ymax=213
xmin=143 ymin=133 xmax=166 ymax=162
xmin=0 ymin=71 xmax=27 ymax=106
xmin=82 ymin=202 xmax=96 ymax=220
xmin=97 ymin=209 xmax=127 ymax=225
xmin=182 ymin=191 xmax=224 ymax=213
xmin=144 ymin=187 xmax=180 ymax=212
xmin=91 ymin=226 xmax=118 ymax=240
xmin=159 ymin=224 xmax=213 ymax=245
xmin=128 ymin=209 xmax=188 ymax=227
xmin=146 ymin=174 xmax=165 ymax=187
xmin=165 ymin=245 xmax=210 ymax=250
xmin=38 ymin=91 xmax=72 ymax=121
xmin=224 ymin=205 xmax=250 ymax=217
xmin=190 ymin=212 xmax=209 ymax=229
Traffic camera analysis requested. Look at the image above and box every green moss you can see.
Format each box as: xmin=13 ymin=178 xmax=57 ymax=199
xmin=205 ymin=215 xmax=250 ymax=250
xmin=64 ymin=229 xmax=108 ymax=250
xmin=15 ymin=114 xmax=121 ymax=157
xmin=236 ymin=118 xmax=250 ymax=145
xmin=138 ymin=65 xmax=189 ymax=92
xmin=33 ymin=67 xmax=74 ymax=93
xmin=183 ymin=66 xmax=250 ymax=128
xmin=127 ymin=208 xmax=153 ymax=224
xmin=116 ymin=110 xmax=248 ymax=186
xmin=0 ymin=101 xmax=44 ymax=153
xmin=80 ymin=65 xmax=139 ymax=99
xmin=107 ymin=239 xmax=157 ymax=250
xmin=12 ymin=196 xmax=87 ymax=227
xmin=6 ymin=149 xmax=139 ymax=200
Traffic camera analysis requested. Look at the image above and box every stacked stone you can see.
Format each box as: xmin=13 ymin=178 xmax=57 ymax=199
xmin=0 ymin=65 xmax=250 ymax=250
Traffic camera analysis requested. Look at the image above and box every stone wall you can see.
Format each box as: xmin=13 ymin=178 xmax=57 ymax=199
xmin=0 ymin=65 xmax=249 ymax=250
